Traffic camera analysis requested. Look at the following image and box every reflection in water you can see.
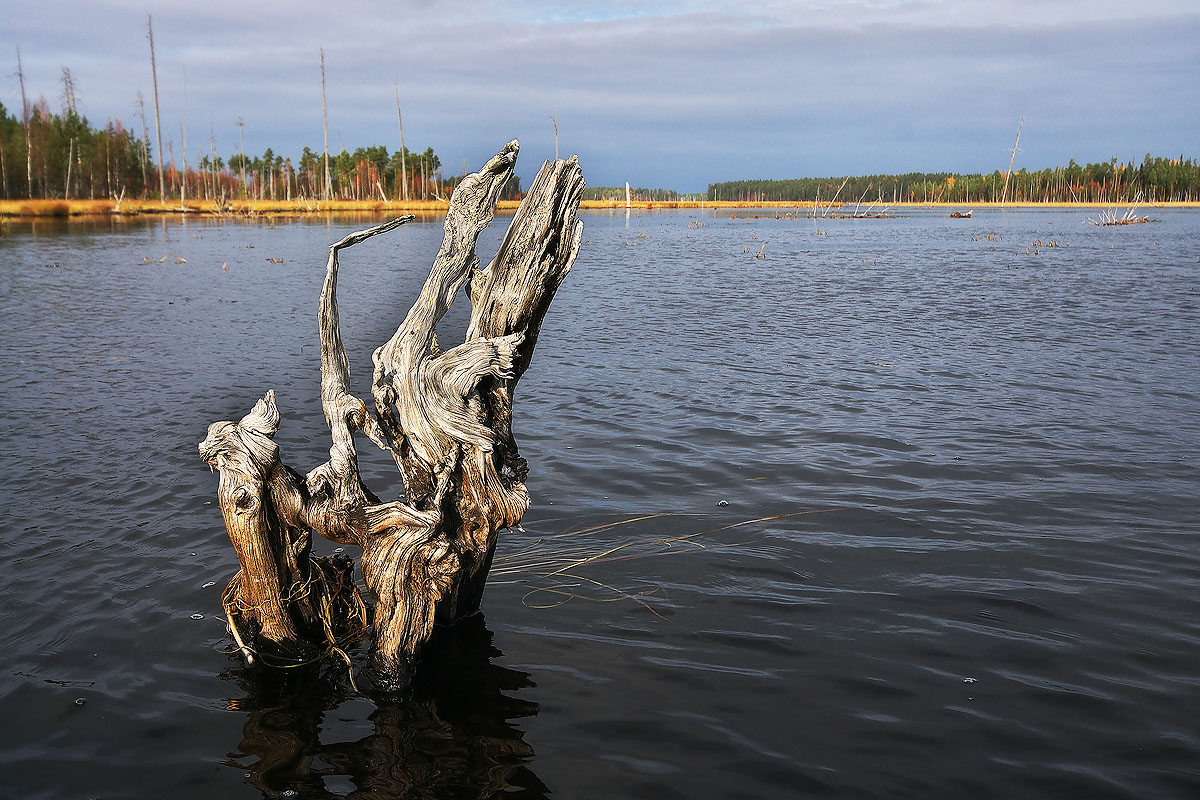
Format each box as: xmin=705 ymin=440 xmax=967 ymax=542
xmin=222 ymin=616 xmax=547 ymax=799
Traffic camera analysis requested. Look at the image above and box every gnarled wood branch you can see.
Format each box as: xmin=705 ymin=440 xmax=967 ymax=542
xmin=199 ymin=391 xmax=366 ymax=663
xmin=202 ymin=140 xmax=584 ymax=688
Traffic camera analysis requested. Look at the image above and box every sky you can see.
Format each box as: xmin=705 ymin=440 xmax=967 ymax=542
xmin=2 ymin=0 xmax=1197 ymax=192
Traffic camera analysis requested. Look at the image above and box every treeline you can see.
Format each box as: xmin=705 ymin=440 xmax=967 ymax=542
xmin=583 ymin=186 xmax=683 ymax=202
xmin=0 ymin=99 xmax=146 ymax=200
xmin=708 ymin=156 xmax=1200 ymax=204
xmin=0 ymin=99 xmax=525 ymax=203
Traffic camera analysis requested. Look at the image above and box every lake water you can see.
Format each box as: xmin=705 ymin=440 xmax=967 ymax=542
xmin=1 ymin=206 xmax=1198 ymax=799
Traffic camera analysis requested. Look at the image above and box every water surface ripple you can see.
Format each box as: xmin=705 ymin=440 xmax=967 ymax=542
xmin=1 ymin=208 xmax=1198 ymax=798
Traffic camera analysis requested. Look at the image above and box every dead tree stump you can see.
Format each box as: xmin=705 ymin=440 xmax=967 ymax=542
xmin=200 ymin=141 xmax=584 ymax=687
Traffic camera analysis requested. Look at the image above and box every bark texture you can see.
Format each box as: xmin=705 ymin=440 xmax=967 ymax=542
xmin=201 ymin=141 xmax=583 ymax=687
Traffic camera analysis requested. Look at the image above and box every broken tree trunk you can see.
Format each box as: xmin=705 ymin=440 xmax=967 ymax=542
xmin=201 ymin=140 xmax=584 ymax=688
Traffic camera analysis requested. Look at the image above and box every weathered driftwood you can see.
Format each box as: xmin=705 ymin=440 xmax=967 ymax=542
xmin=200 ymin=140 xmax=584 ymax=687
xmin=198 ymin=390 xmax=369 ymax=666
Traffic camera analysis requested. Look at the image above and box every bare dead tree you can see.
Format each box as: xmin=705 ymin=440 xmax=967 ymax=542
xmin=1001 ymin=117 xmax=1023 ymax=208
xmin=236 ymin=117 xmax=247 ymax=197
xmin=147 ymin=16 xmax=166 ymax=202
xmin=180 ymin=66 xmax=188 ymax=207
xmin=0 ymin=126 xmax=8 ymax=198
xmin=137 ymin=91 xmax=150 ymax=192
xmin=200 ymin=141 xmax=584 ymax=689
xmin=321 ymin=49 xmax=332 ymax=202
xmin=16 ymin=46 xmax=33 ymax=196
xmin=208 ymin=114 xmax=217 ymax=201
xmin=65 ymin=139 xmax=74 ymax=199
xmin=63 ymin=67 xmax=79 ymax=198
xmin=394 ymin=82 xmax=407 ymax=202
xmin=61 ymin=67 xmax=77 ymax=115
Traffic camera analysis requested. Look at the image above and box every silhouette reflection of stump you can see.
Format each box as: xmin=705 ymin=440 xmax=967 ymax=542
xmin=221 ymin=616 xmax=547 ymax=799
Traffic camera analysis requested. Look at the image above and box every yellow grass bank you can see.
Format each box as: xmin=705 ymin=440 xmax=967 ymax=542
xmin=2 ymin=197 xmax=1197 ymax=220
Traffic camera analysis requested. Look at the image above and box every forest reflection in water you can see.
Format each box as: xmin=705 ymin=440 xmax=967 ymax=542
xmin=221 ymin=616 xmax=547 ymax=799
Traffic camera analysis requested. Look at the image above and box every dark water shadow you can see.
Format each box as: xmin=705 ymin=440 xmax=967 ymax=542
xmin=220 ymin=615 xmax=547 ymax=799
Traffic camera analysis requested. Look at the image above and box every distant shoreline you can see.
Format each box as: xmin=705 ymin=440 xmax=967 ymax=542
xmin=2 ymin=197 xmax=1197 ymax=220
xmin=577 ymin=199 xmax=1199 ymax=210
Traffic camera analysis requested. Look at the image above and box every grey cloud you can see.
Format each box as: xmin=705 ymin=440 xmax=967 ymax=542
xmin=2 ymin=3 xmax=1196 ymax=191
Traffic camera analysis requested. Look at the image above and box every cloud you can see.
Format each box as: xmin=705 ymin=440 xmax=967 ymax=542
xmin=2 ymin=1 xmax=1196 ymax=190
